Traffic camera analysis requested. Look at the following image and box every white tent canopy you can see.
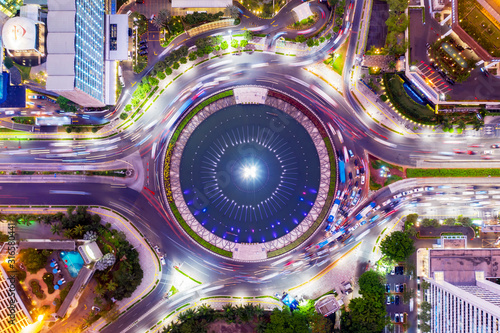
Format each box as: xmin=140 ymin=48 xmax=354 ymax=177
xmin=292 ymin=3 xmax=314 ymax=22
xmin=171 ymin=0 xmax=232 ymax=8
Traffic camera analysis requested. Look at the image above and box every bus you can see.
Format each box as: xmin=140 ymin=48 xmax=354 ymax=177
xmin=356 ymin=202 xmax=376 ymax=221
xmin=338 ymin=160 xmax=346 ymax=184
xmin=328 ymin=199 xmax=341 ymax=221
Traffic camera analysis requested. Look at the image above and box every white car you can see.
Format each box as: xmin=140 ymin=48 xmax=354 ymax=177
xmin=415 ymin=187 xmax=424 ymax=192
xmin=383 ymin=199 xmax=391 ymax=206
xmin=160 ymin=256 xmax=166 ymax=265
xmin=400 ymin=313 xmax=405 ymax=322
xmin=484 ymin=150 xmax=493 ymax=155
xmin=361 ymin=175 xmax=365 ymax=185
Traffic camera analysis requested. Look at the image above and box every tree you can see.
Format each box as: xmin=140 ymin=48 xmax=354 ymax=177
xmin=165 ymin=67 xmax=173 ymax=75
xmin=106 ymin=280 xmax=118 ymax=292
xmin=306 ymin=38 xmax=315 ymax=47
xmin=172 ymin=62 xmax=180 ymax=70
xmin=222 ymin=304 xmax=236 ymax=323
xmin=157 ymin=71 xmax=166 ymax=80
xmin=387 ymin=0 xmax=408 ymax=12
xmin=50 ymin=223 xmax=62 ymax=235
xmin=188 ymin=52 xmax=197 ymax=61
xmin=220 ymin=40 xmax=228 ymax=50
xmin=388 ymin=61 xmax=396 ymax=69
xmin=19 ymin=248 xmax=51 ymax=274
xmin=120 ymin=112 xmax=128 ymax=120
xmin=231 ymin=39 xmax=239 ymax=48
xmin=344 ymin=296 xmax=388 ymax=333
xmin=444 ymin=217 xmax=456 ymax=226
xmin=152 ymin=9 xmax=170 ymax=29
xmin=265 ymin=307 xmax=309 ymax=333
xmin=295 ymin=35 xmax=306 ymax=43
xmin=226 ymin=5 xmax=240 ymax=19
xmin=358 ymin=270 xmax=385 ymax=297
xmin=379 ymin=231 xmax=415 ymax=262
xmin=310 ymin=313 xmax=333 ymax=333
xmin=240 ymin=39 xmax=248 ymax=48
xmin=179 ymin=57 xmax=187 ymax=64
xmin=460 ymin=217 xmax=473 ymax=227
xmin=244 ymin=30 xmax=254 ymax=41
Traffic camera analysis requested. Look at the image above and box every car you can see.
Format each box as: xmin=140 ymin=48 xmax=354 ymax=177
xmin=395 ymin=313 xmax=400 ymax=323
xmin=126 ymin=10 xmax=133 ymax=16
xmin=336 ymin=190 xmax=341 ymax=198
xmin=139 ymin=50 xmax=148 ymax=56
xmin=481 ymin=67 xmax=490 ymax=77
xmin=400 ymin=313 xmax=405 ymax=322
xmin=426 ymin=42 xmax=431 ymax=49
xmin=395 ymin=295 xmax=400 ymax=305
xmin=354 ymin=159 xmax=358 ymax=166
xmin=356 ymin=168 xmax=360 ymax=176
xmin=391 ymin=267 xmax=395 ymax=275
xmin=140 ymin=45 xmax=147 ymax=50
xmin=484 ymin=150 xmax=493 ymax=155
xmin=359 ymin=167 xmax=365 ymax=174
xmin=393 ymin=193 xmax=402 ymax=199
xmin=360 ymin=220 xmax=367 ymax=226
xmin=355 ymin=180 xmax=359 ymax=188
xmin=160 ymin=256 xmax=166 ymax=265
xmin=92 ymin=306 xmax=101 ymax=312
xmin=140 ymin=39 xmax=148 ymax=45
xmin=467 ymin=150 xmax=477 ymax=155
xmin=153 ymin=245 xmax=161 ymax=253
xmin=399 ymin=284 xmax=404 ymax=292
xmin=348 ymin=149 xmax=354 ymax=158
xmin=383 ymin=199 xmax=391 ymax=206
xmin=150 ymin=14 xmax=156 ymax=22
xmin=482 ymin=154 xmax=493 ymax=160
xmin=5 ymin=111 xmax=14 ymax=115
xmin=415 ymin=187 xmax=424 ymax=192
xmin=28 ymin=95 xmax=37 ymax=99
xmin=361 ymin=175 xmax=365 ymax=185
xmin=425 ymin=186 xmax=434 ymax=191
xmin=491 ymin=144 xmax=500 ymax=148
xmin=36 ymin=105 xmax=44 ymax=109
xmin=386 ymin=296 xmax=391 ymax=304
xmin=390 ymin=295 xmax=394 ymax=304
xmin=349 ymin=172 xmax=353 ymax=180
xmin=454 ymin=149 xmax=466 ymax=154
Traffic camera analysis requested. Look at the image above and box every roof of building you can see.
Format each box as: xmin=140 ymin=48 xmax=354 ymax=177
xmin=47 ymin=11 xmax=75 ymax=32
xmin=0 ymin=265 xmax=32 ymax=332
xmin=171 ymin=0 xmax=233 ymax=8
xmin=56 ymin=266 xmax=94 ymax=318
xmin=106 ymin=14 xmax=128 ymax=61
xmin=46 ymin=54 xmax=75 ymax=75
xmin=20 ymin=4 xmax=41 ymax=22
xmin=78 ymin=242 xmax=103 ymax=264
xmin=429 ymin=249 xmax=500 ymax=284
xmin=18 ymin=240 xmax=76 ymax=251
xmin=46 ymin=32 xmax=75 ymax=54
xmin=315 ymin=295 xmax=340 ymax=317
xmin=46 ymin=75 xmax=75 ymax=91
xmin=292 ymin=2 xmax=314 ymax=22
xmin=2 ymin=17 xmax=37 ymax=51
xmin=47 ymin=0 xmax=75 ymax=11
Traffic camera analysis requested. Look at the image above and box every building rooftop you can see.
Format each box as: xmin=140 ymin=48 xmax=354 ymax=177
xmin=47 ymin=11 xmax=75 ymax=32
xmin=171 ymin=0 xmax=232 ymax=8
xmin=18 ymin=239 xmax=76 ymax=251
xmin=47 ymin=0 xmax=75 ymax=11
xmin=0 ymin=265 xmax=32 ymax=332
xmin=56 ymin=266 xmax=94 ymax=318
xmin=429 ymin=249 xmax=500 ymax=284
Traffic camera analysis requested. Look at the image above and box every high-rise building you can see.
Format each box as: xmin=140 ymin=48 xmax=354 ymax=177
xmin=423 ymin=249 xmax=500 ymax=332
xmin=46 ymin=0 xmax=127 ymax=107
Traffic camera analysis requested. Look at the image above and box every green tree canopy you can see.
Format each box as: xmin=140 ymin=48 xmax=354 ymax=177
xmin=358 ymin=270 xmax=385 ymax=297
xmin=20 ymin=248 xmax=51 ymax=274
xmin=265 ymin=307 xmax=310 ymax=333
xmin=379 ymin=231 xmax=415 ymax=262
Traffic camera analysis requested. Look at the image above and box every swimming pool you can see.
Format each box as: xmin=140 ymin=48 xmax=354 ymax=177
xmin=59 ymin=251 xmax=84 ymax=278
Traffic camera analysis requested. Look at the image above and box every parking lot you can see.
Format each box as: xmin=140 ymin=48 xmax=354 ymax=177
xmin=384 ymin=266 xmax=414 ymax=332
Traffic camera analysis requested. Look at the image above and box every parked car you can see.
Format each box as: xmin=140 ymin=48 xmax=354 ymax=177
xmin=395 ymin=295 xmax=400 ymax=305
xmin=395 ymin=313 xmax=400 ymax=323
xmin=92 ymin=306 xmax=101 ymax=312
xmin=139 ymin=50 xmax=148 ymax=56
xmin=386 ymin=296 xmax=391 ymax=304
xmin=348 ymin=149 xmax=354 ymax=158
xmin=390 ymin=295 xmax=394 ymax=304
xmin=399 ymin=284 xmax=404 ymax=292
xmin=140 ymin=45 xmax=147 ymax=50
xmin=361 ymin=175 xmax=365 ymax=185
xmin=349 ymin=172 xmax=353 ymax=180
xmin=160 ymin=256 xmax=166 ymax=265
xmin=356 ymin=168 xmax=360 ymax=176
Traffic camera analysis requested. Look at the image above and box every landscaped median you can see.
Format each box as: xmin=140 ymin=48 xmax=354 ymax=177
xmin=164 ymin=90 xmax=235 ymax=259
xmin=406 ymin=168 xmax=500 ymax=177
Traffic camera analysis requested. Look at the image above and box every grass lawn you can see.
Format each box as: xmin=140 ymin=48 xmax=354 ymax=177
xmin=383 ymin=74 xmax=437 ymax=124
xmin=407 ymin=168 xmax=500 ymax=177
xmin=459 ymin=2 xmax=500 ymax=57
xmin=331 ymin=38 xmax=348 ymax=76
xmin=13 ymin=63 xmax=31 ymax=82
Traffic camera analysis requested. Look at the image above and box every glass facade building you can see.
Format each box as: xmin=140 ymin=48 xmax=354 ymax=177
xmin=74 ymin=0 xmax=105 ymax=103
xmin=427 ymin=272 xmax=500 ymax=333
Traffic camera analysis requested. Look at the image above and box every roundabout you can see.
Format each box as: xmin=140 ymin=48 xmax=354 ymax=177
xmin=164 ymin=87 xmax=336 ymax=260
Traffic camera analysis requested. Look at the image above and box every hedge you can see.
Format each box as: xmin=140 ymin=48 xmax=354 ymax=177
xmin=407 ymin=168 xmax=500 ymax=177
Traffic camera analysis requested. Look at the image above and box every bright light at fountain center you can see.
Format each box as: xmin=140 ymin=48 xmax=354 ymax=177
xmin=241 ymin=164 xmax=259 ymax=180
